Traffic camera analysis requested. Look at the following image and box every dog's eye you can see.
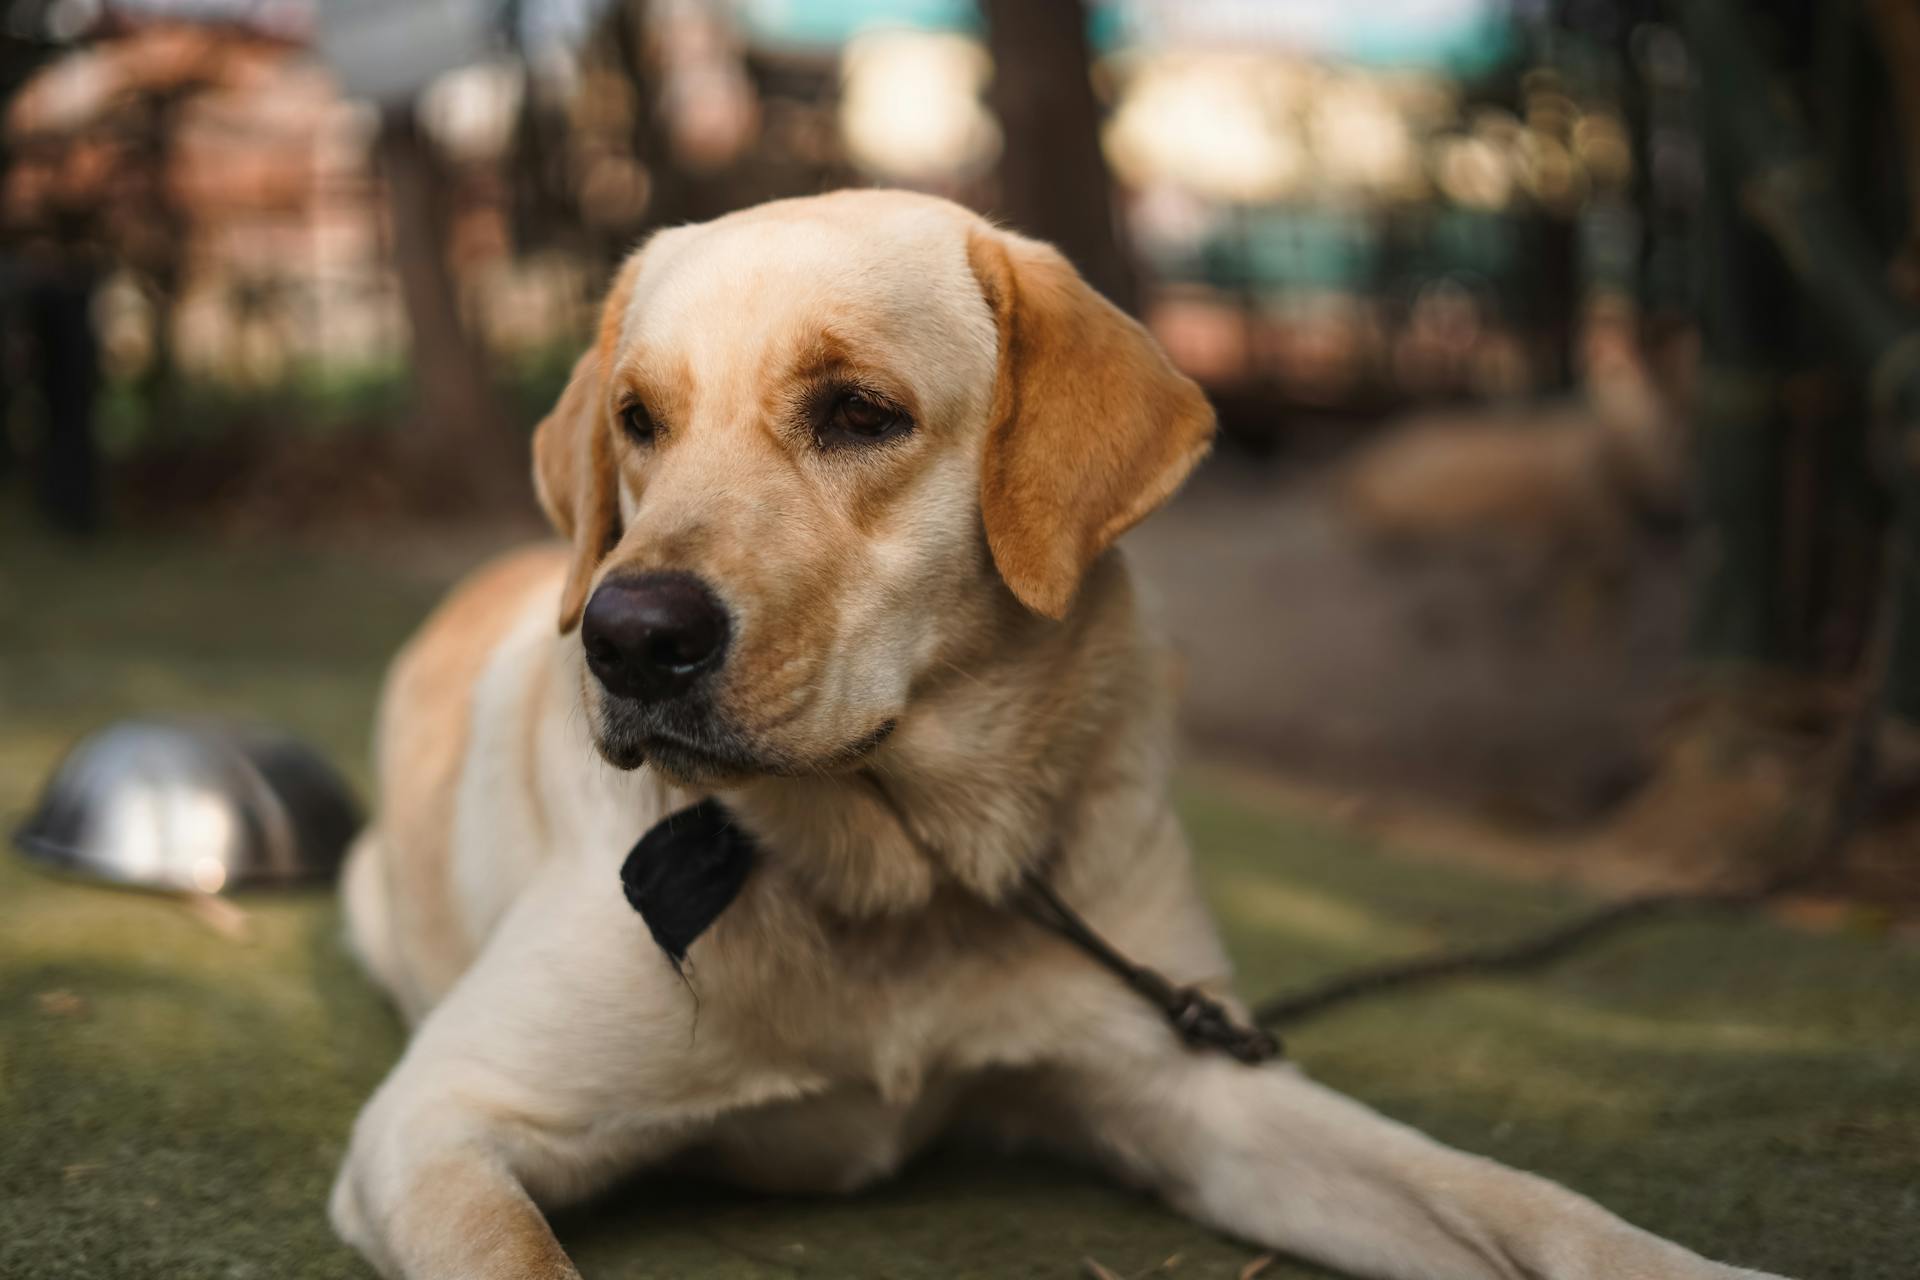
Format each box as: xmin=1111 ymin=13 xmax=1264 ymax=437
xmin=820 ymin=390 xmax=910 ymax=447
xmin=620 ymin=402 xmax=658 ymax=446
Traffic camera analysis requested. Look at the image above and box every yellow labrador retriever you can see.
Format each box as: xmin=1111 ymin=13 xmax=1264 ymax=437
xmin=330 ymin=190 xmax=1783 ymax=1280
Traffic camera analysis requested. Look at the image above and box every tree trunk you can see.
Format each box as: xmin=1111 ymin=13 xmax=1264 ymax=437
xmin=375 ymin=104 xmax=516 ymax=505
xmin=981 ymin=0 xmax=1135 ymax=312
xmin=28 ymin=265 xmax=101 ymax=536
xmin=1680 ymin=0 xmax=1920 ymax=717
xmin=1689 ymin=113 xmax=1793 ymax=668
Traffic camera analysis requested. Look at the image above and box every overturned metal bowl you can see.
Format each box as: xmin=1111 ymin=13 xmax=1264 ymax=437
xmin=11 ymin=718 xmax=360 ymax=894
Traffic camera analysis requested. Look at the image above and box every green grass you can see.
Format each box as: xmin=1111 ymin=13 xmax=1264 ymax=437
xmin=1 ymin=528 xmax=1915 ymax=1279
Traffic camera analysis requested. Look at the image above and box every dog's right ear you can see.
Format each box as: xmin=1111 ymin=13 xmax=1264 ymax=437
xmin=532 ymin=258 xmax=639 ymax=633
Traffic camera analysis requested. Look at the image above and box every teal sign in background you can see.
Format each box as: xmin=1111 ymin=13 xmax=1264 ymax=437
xmin=730 ymin=0 xmax=1515 ymax=73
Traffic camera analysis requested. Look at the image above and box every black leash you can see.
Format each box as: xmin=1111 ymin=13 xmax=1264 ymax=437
xmin=1016 ymin=869 xmax=1280 ymax=1064
xmin=854 ymin=771 xmax=1280 ymax=1064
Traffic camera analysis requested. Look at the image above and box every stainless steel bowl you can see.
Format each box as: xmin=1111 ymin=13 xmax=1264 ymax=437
xmin=11 ymin=718 xmax=360 ymax=893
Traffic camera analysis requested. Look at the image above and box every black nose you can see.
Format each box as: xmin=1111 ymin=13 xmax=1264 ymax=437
xmin=581 ymin=573 xmax=730 ymax=702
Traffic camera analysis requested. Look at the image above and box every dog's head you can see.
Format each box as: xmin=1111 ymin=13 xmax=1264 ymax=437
xmin=534 ymin=191 xmax=1213 ymax=784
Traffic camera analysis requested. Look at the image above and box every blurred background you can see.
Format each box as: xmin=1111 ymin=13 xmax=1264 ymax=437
xmin=6 ymin=0 xmax=1918 ymax=900
xmin=5 ymin=4 xmax=1920 ymax=1277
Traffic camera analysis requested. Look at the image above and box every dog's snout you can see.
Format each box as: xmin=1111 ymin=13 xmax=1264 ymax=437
xmin=581 ymin=573 xmax=730 ymax=702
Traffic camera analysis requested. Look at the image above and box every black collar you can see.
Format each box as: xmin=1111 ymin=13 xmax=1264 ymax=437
xmin=619 ymin=799 xmax=757 ymax=975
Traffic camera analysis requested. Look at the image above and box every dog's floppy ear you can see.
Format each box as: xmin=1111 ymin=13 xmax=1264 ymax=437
xmin=532 ymin=259 xmax=638 ymax=633
xmin=532 ymin=349 xmax=619 ymax=634
xmin=967 ymin=225 xmax=1215 ymax=619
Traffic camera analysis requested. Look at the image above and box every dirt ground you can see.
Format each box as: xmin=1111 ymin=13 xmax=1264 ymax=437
xmin=1127 ymin=451 xmax=1691 ymax=825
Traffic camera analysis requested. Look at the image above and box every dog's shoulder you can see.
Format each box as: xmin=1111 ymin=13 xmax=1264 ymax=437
xmin=377 ymin=544 xmax=566 ymax=774
xmin=364 ymin=543 xmax=570 ymax=1006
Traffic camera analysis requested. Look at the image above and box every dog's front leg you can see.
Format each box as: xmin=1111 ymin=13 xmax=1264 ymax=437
xmin=329 ymin=1008 xmax=659 ymax=1280
xmin=1059 ymin=1043 xmax=1785 ymax=1280
xmin=329 ymin=1088 xmax=581 ymax=1280
xmin=330 ymin=862 xmax=713 ymax=1280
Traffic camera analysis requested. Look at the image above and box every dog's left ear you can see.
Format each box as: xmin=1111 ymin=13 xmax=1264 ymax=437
xmin=532 ymin=257 xmax=640 ymax=633
xmin=967 ymin=225 xmax=1216 ymax=619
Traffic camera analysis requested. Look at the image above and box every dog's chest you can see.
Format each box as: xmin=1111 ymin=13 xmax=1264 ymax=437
xmin=674 ymin=910 xmax=1030 ymax=1196
xmin=692 ymin=883 xmax=1047 ymax=1101
xmin=689 ymin=1073 xmax=968 ymax=1195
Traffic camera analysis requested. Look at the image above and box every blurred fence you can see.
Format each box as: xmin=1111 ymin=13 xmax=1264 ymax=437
xmin=0 ymin=1 xmax=1656 ymax=471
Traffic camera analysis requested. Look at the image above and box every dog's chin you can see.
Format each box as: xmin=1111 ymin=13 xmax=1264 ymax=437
xmin=587 ymin=721 xmax=749 ymax=783
xmin=591 ymin=710 xmax=898 ymax=786
xmin=620 ymin=736 xmax=759 ymax=787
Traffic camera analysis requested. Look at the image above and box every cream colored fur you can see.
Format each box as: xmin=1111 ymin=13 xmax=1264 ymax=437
xmin=331 ymin=191 xmax=1787 ymax=1280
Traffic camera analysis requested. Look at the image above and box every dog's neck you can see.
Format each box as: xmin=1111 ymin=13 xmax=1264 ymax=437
xmin=720 ymin=554 xmax=1172 ymax=918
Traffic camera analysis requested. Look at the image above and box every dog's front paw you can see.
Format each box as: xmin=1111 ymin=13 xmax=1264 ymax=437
xmin=329 ymin=1086 xmax=586 ymax=1280
xmin=329 ymin=1152 xmax=393 ymax=1279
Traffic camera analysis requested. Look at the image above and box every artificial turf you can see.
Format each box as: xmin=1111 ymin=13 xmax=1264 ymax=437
xmin=2 ymin=530 xmax=1914 ymax=1279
